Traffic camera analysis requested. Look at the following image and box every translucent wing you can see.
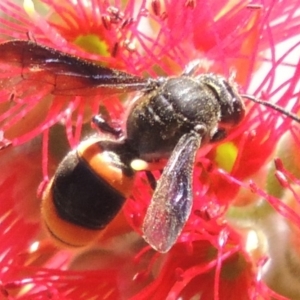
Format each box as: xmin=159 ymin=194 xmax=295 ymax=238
xmin=0 ymin=40 xmax=152 ymax=147
xmin=142 ymin=132 xmax=201 ymax=253
xmin=0 ymin=40 xmax=150 ymax=96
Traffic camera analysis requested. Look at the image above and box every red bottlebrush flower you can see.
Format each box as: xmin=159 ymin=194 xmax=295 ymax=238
xmin=0 ymin=0 xmax=300 ymax=299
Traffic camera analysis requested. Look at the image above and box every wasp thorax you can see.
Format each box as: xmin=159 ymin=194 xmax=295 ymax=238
xmin=126 ymin=76 xmax=224 ymax=159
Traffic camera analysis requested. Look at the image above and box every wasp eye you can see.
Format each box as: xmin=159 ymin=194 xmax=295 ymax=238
xmin=220 ymin=90 xmax=245 ymax=126
xmin=200 ymin=74 xmax=246 ymax=127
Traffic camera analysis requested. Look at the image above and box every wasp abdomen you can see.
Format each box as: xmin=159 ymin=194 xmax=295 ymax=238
xmin=42 ymin=139 xmax=135 ymax=247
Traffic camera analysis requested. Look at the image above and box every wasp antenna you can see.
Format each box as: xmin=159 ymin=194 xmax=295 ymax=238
xmin=241 ymin=94 xmax=300 ymax=124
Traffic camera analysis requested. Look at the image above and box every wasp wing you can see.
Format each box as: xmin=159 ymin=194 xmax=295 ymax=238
xmin=0 ymin=40 xmax=150 ymax=96
xmin=142 ymin=132 xmax=201 ymax=253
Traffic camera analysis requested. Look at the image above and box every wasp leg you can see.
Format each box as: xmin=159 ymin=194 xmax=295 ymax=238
xmin=211 ymin=128 xmax=227 ymax=142
xmin=145 ymin=170 xmax=157 ymax=191
xmin=92 ymin=115 xmax=123 ymax=137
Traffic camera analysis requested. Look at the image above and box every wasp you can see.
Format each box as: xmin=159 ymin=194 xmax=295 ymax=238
xmin=0 ymin=40 xmax=299 ymax=252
